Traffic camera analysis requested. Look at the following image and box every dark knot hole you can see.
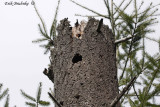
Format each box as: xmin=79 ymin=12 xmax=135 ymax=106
xmin=72 ymin=53 xmax=82 ymax=63
xmin=74 ymin=94 xmax=80 ymax=99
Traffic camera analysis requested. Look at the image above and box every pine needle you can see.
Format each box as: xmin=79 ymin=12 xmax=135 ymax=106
xmin=25 ymin=102 xmax=36 ymax=107
xmin=39 ymin=100 xmax=50 ymax=106
xmin=20 ymin=90 xmax=36 ymax=102
xmin=36 ymin=82 xmax=42 ymax=102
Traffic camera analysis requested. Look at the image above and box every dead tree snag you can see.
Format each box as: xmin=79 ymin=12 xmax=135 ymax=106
xmin=50 ymin=18 xmax=120 ymax=107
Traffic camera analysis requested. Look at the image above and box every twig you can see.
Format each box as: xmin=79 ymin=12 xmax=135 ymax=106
xmin=75 ymin=14 xmax=101 ymax=18
xmin=120 ymin=39 xmax=133 ymax=80
xmin=70 ymin=0 xmax=109 ymax=19
xmin=48 ymin=92 xmax=61 ymax=107
xmin=33 ymin=0 xmax=48 ymax=36
xmin=145 ymin=36 xmax=159 ymax=43
xmin=133 ymin=81 xmax=140 ymax=101
xmin=115 ymin=35 xmax=132 ymax=44
xmin=110 ymin=76 xmax=137 ymax=107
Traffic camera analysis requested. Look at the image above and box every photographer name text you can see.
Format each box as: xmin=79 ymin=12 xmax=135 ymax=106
xmin=4 ymin=1 xmax=34 ymax=6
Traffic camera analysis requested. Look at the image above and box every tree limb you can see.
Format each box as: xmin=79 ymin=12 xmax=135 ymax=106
xmin=114 ymin=27 xmax=159 ymax=45
xmin=70 ymin=0 xmax=109 ymax=19
xmin=48 ymin=92 xmax=61 ymax=107
xmin=115 ymin=35 xmax=132 ymax=44
xmin=110 ymin=76 xmax=137 ymax=107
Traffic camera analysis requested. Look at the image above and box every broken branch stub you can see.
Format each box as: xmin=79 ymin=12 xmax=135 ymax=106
xmin=51 ymin=18 xmax=120 ymax=107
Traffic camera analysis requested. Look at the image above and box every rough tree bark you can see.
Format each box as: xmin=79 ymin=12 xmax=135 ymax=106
xmin=50 ymin=18 xmax=120 ymax=107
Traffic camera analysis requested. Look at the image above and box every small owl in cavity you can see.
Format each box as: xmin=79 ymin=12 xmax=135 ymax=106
xmin=72 ymin=20 xmax=87 ymax=39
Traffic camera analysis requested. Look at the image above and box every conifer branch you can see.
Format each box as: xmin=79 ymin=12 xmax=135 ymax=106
xmin=37 ymin=24 xmax=50 ymax=39
xmin=120 ymin=40 xmax=134 ymax=80
xmin=36 ymin=82 xmax=42 ymax=103
xmin=70 ymin=0 xmax=109 ymax=19
xmin=114 ymin=0 xmax=133 ymax=21
xmin=75 ymin=14 xmax=100 ymax=18
xmin=138 ymin=3 xmax=160 ymax=17
xmin=111 ymin=0 xmax=115 ymax=35
xmin=113 ymin=0 xmax=125 ymax=15
xmin=20 ymin=90 xmax=36 ymax=102
xmin=103 ymin=0 xmax=109 ymax=13
xmin=48 ymin=92 xmax=61 ymax=107
xmin=115 ymin=35 xmax=132 ymax=44
xmin=106 ymin=0 xmax=111 ymax=18
xmin=0 ymin=88 xmax=9 ymax=100
xmin=39 ymin=100 xmax=50 ymax=106
xmin=32 ymin=0 xmax=61 ymax=54
xmin=122 ymin=0 xmax=133 ymax=11
xmin=134 ymin=0 xmax=138 ymax=21
xmin=32 ymin=38 xmax=49 ymax=43
xmin=21 ymin=83 xmax=50 ymax=106
xmin=0 ymin=83 xmax=2 ymax=90
xmin=143 ymin=54 xmax=160 ymax=99
xmin=145 ymin=36 xmax=159 ymax=43
xmin=110 ymin=76 xmax=137 ymax=107
xmin=50 ymin=0 xmax=61 ymax=37
xmin=137 ymin=1 xmax=144 ymax=11
xmin=33 ymin=0 xmax=48 ymax=36
xmin=144 ymin=69 xmax=158 ymax=99
xmin=4 ymin=95 xmax=9 ymax=107
xmin=133 ymin=83 xmax=140 ymax=101
xmin=25 ymin=102 xmax=36 ymax=107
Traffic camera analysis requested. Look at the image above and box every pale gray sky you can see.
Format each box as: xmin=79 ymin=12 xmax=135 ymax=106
xmin=0 ymin=0 xmax=160 ymax=106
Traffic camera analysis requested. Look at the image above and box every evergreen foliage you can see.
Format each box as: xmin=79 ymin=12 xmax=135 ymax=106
xmin=20 ymin=82 xmax=50 ymax=107
xmin=0 ymin=83 xmax=9 ymax=107
xmin=32 ymin=0 xmax=61 ymax=54
xmin=0 ymin=84 xmax=8 ymax=101
xmin=70 ymin=0 xmax=160 ymax=106
xmin=48 ymin=88 xmax=55 ymax=104
xmin=4 ymin=95 xmax=9 ymax=107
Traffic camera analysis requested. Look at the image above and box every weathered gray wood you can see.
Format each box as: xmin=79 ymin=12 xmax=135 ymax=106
xmin=51 ymin=18 xmax=120 ymax=107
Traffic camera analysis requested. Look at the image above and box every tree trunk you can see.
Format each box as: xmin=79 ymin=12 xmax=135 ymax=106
xmin=51 ymin=18 xmax=120 ymax=107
